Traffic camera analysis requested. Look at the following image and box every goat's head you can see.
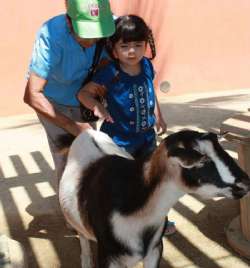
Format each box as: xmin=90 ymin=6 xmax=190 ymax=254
xmin=163 ymin=130 xmax=250 ymax=199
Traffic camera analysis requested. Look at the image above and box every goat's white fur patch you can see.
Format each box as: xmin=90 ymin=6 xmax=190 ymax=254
xmin=197 ymin=140 xmax=235 ymax=184
xmin=196 ymin=184 xmax=232 ymax=199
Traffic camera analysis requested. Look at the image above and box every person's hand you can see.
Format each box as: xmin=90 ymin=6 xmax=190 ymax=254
xmin=155 ymin=115 xmax=167 ymax=136
xmin=93 ymin=104 xmax=114 ymax=123
xmin=75 ymin=122 xmax=93 ymax=134
xmin=66 ymin=121 xmax=93 ymax=137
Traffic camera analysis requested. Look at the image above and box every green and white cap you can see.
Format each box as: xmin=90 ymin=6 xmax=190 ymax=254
xmin=67 ymin=0 xmax=115 ymax=38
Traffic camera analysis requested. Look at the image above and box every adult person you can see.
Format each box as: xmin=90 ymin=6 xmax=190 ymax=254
xmin=24 ymin=0 xmax=115 ymax=181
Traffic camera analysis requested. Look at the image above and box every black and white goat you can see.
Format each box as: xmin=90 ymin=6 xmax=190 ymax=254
xmin=59 ymin=129 xmax=250 ymax=268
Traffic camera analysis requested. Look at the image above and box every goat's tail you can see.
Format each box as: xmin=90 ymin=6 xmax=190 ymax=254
xmin=54 ymin=133 xmax=75 ymax=155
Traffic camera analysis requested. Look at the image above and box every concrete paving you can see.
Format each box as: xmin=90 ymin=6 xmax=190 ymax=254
xmin=0 ymin=89 xmax=250 ymax=268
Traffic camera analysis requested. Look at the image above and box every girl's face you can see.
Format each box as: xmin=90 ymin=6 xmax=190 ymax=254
xmin=113 ymin=40 xmax=147 ymax=66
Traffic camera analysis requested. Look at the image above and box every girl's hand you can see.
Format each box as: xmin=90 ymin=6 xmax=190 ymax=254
xmin=154 ymin=94 xmax=167 ymax=136
xmin=65 ymin=121 xmax=93 ymax=137
xmin=74 ymin=122 xmax=93 ymax=135
xmin=93 ymin=104 xmax=114 ymax=123
xmin=155 ymin=114 xmax=167 ymax=136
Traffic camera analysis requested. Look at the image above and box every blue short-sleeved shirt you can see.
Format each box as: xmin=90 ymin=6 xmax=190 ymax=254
xmin=29 ymin=14 xmax=97 ymax=106
xmin=92 ymin=57 xmax=156 ymax=153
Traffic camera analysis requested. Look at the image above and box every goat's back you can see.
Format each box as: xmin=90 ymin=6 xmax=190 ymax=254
xmin=59 ymin=129 xmax=133 ymax=239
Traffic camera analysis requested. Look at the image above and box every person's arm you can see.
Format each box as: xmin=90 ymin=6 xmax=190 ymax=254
xmin=145 ymin=58 xmax=166 ymax=134
xmin=24 ymin=72 xmax=91 ymax=136
xmin=78 ymin=81 xmax=114 ymax=123
xmin=154 ymin=93 xmax=167 ymax=135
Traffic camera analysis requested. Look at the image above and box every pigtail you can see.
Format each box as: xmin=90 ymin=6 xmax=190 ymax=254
xmin=148 ymin=29 xmax=156 ymax=60
xmin=105 ymin=39 xmax=115 ymax=59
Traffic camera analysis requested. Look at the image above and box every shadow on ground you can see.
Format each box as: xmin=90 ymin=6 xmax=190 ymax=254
xmin=167 ymin=197 xmax=250 ymax=268
xmin=161 ymin=94 xmax=249 ymax=132
xmin=0 ymin=151 xmax=81 ymax=268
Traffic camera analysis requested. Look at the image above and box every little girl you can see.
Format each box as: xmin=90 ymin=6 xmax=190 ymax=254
xmin=78 ymin=15 xmax=175 ymax=234
xmin=79 ymin=15 xmax=166 ymax=157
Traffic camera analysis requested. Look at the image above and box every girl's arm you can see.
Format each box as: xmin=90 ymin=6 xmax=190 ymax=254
xmin=154 ymin=93 xmax=167 ymax=135
xmin=78 ymin=82 xmax=114 ymax=123
xmin=147 ymin=59 xmax=167 ymax=134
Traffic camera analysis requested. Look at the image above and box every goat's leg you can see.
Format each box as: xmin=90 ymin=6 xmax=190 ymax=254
xmin=143 ymin=241 xmax=163 ymax=268
xmin=97 ymin=246 xmax=110 ymax=268
xmin=79 ymin=234 xmax=94 ymax=268
xmin=98 ymin=259 xmax=126 ymax=268
xmin=97 ymin=246 xmax=126 ymax=268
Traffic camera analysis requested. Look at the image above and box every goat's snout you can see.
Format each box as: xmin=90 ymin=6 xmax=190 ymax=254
xmin=232 ymin=188 xmax=249 ymax=200
xmin=242 ymin=174 xmax=250 ymax=190
xmin=232 ymin=179 xmax=250 ymax=199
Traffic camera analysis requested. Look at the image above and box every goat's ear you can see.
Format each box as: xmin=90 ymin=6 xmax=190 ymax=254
xmin=202 ymin=131 xmax=227 ymax=142
xmin=217 ymin=131 xmax=229 ymax=142
xmin=168 ymin=147 xmax=205 ymax=168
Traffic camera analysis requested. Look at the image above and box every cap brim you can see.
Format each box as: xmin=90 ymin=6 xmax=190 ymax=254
xmin=72 ymin=18 xmax=115 ymax=38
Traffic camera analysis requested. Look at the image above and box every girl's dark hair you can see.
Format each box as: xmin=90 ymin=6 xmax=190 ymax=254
xmin=106 ymin=15 xmax=156 ymax=60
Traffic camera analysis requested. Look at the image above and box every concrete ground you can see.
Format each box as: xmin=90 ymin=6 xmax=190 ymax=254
xmin=0 ymin=89 xmax=250 ymax=268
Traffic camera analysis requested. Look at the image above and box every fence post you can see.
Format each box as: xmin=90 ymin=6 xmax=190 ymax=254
xmin=221 ymin=111 xmax=250 ymax=258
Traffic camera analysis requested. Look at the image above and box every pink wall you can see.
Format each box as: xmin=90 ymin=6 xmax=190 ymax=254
xmin=111 ymin=0 xmax=250 ymax=97
xmin=0 ymin=1 xmax=64 ymax=116
xmin=0 ymin=1 xmax=249 ymax=116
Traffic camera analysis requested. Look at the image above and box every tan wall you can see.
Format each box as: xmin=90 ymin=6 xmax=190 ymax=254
xmin=111 ymin=0 xmax=250 ymax=96
xmin=0 ymin=1 xmax=64 ymax=116
xmin=1 ymin=1 xmax=249 ymax=116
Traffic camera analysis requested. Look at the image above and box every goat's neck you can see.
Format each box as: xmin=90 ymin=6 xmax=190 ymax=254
xmin=156 ymin=180 xmax=185 ymax=215
xmin=142 ymin=143 xmax=186 ymax=216
xmin=135 ymin=173 xmax=184 ymax=223
xmin=143 ymin=142 xmax=174 ymax=186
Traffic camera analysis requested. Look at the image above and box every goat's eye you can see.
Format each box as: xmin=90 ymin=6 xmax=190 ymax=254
xmin=200 ymin=155 xmax=211 ymax=163
xmin=193 ymin=146 xmax=202 ymax=153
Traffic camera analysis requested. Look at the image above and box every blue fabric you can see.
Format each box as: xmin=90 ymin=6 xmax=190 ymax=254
xmin=29 ymin=14 xmax=98 ymax=106
xmin=92 ymin=57 xmax=156 ymax=154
